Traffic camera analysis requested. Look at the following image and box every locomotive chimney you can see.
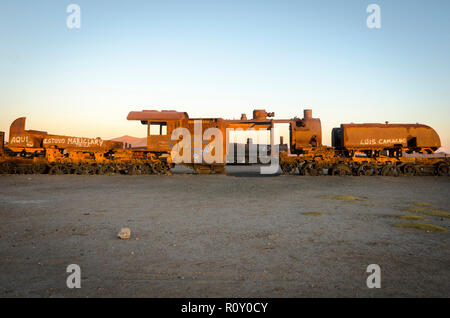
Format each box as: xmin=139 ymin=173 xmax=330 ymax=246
xmin=304 ymin=109 xmax=312 ymax=119
xmin=253 ymin=109 xmax=267 ymax=120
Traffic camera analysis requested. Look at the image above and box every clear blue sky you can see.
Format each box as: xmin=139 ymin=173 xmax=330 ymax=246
xmin=1 ymin=0 xmax=449 ymax=151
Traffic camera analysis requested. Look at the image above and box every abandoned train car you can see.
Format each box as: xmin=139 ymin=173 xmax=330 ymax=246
xmin=0 ymin=108 xmax=448 ymax=176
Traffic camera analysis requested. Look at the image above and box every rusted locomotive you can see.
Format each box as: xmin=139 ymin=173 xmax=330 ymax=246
xmin=0 ymin=108 xmax=448 ymax=176
xmin=0 ymin=117 xmax=170 ymax=175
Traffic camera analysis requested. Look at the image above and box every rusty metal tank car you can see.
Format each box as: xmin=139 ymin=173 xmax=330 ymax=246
xmin=332 ymin=123 xmax=441 ymax=155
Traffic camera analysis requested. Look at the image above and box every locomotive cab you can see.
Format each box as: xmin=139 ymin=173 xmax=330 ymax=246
xmin=146 ymin=121 xmax=171 ymax=152
xmin=127 ymin=110 xmax=189 ymax=153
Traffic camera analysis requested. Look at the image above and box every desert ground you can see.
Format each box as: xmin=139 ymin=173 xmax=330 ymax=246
xmin=0 ymin=166 xmax=449 ymax=297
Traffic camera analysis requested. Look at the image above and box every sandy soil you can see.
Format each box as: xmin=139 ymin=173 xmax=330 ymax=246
xmin=0 ymin=167 xmax=449 ymax=297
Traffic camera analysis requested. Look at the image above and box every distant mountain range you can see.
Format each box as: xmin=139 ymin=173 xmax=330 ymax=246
xmin=110 ymin=135 xmax=147 ymax=148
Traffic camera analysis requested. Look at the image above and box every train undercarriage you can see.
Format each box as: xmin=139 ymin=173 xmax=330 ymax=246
xmin=279 ymin=150 xmax=450 ymax=177
xmin=0 ymin=148 xmax=174 ymax=176
xmin=1 ymin=147 xmax=448 ymax=176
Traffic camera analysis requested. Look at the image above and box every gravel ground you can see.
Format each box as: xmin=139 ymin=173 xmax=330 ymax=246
xmin=0 ymin=166 xmax=449 ymax=297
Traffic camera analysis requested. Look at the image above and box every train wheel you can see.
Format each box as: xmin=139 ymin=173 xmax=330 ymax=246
xmin=99 ymin=164 xmax=116 ymax=175
xmin=74 ymin=165 xmax=84 ymax=175
xmin=281 ymin=162 xmax=296 ymax=175
xmin=16 ymin=165 xmax=33 ymax=174
xmin=300 ymin=163 xmax=309 ymax=175
xmin=145 ymin=163 xmax=154 ymax=174
xmin=32 ymin=163 xmax=48 ymax=174
xmin=142 ymin=164 xmax=151 ymax=174
xmin=97 ymin=165 xmax=105 ymax=175
xmin=402 ymin=164 xmax=416 ymax=176
xmin=49 ymin=165 xmax=68 ymax=175
xmin=0 ymin=162 xmax=15 ymax=174
xmin=297 ymin=162 xmax=306 ymax=175
xmin=331 ymin=164 xmax=352 ymax=176
xmin=15 ymin=165 xmax=25 ymax=174
xmin=357 ymin=164 xmax=375 ymax=176
xmin=75 ymin=164 xmax=96 ymax=175
xmin=152 ymin=161 xmax=172 ymax=175
xmin=436 ymin=163 xmax=449 ymax=176
xmin=114 ymin=164 xmax=127 ymax=174
xmin=163 ymin=162 xmax=173 ymax=175
xmin=152 ymin=161 xmax=165 ymax=174
xmin=308 ymin=166 xmax=319 ymax=176
xmin=127 ymin=164 xmax=137 ymax=175
xmin=381 ymin=165 xmax=398 ymax=177
xmin=128 ymin=163 xmax=149 ymax=175
xmin=88 ymin=165 xmax=98 ymax=175
xmin=67 ymin=165 xmax=77 ymax=174
xmin=302 ymin=162 xmax=322 ymax=176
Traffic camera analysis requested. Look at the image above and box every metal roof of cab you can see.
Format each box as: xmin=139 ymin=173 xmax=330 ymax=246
xmin=127 ymin=110 xmax=189 ymax=121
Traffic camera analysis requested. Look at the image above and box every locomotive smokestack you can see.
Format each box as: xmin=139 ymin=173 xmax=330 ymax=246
xmin=304 ymin=109 xmax=312 ymax=119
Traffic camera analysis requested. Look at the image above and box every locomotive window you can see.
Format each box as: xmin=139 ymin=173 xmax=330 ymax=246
xmin=149 ymin=122 xmax=167 ymax=135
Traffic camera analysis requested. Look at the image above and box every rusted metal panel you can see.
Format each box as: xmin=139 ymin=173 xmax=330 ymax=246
xmin=9 ymin=117 xmax=26 ymax=137
xmin=182 ymin=119 xmax=227 ymax=164
xmin=42 ymin=135 xmax=123 ymax=150
xmin=9 ymin=132 xmax=45 ymax=148
xmin=340 ymin=123 xmax=441 ymax=150
xmin=8 ymin=117 xmax=123 ymax=150
xmin=8 ymin=118 xmax=42 ymax=148
xmin=146 ymin=120 xmax=174 ymax=152
xmin=127 ymin=110 xmax=189 ymax=121
xmin=9 ymin=131 xmax=123 ymax=150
